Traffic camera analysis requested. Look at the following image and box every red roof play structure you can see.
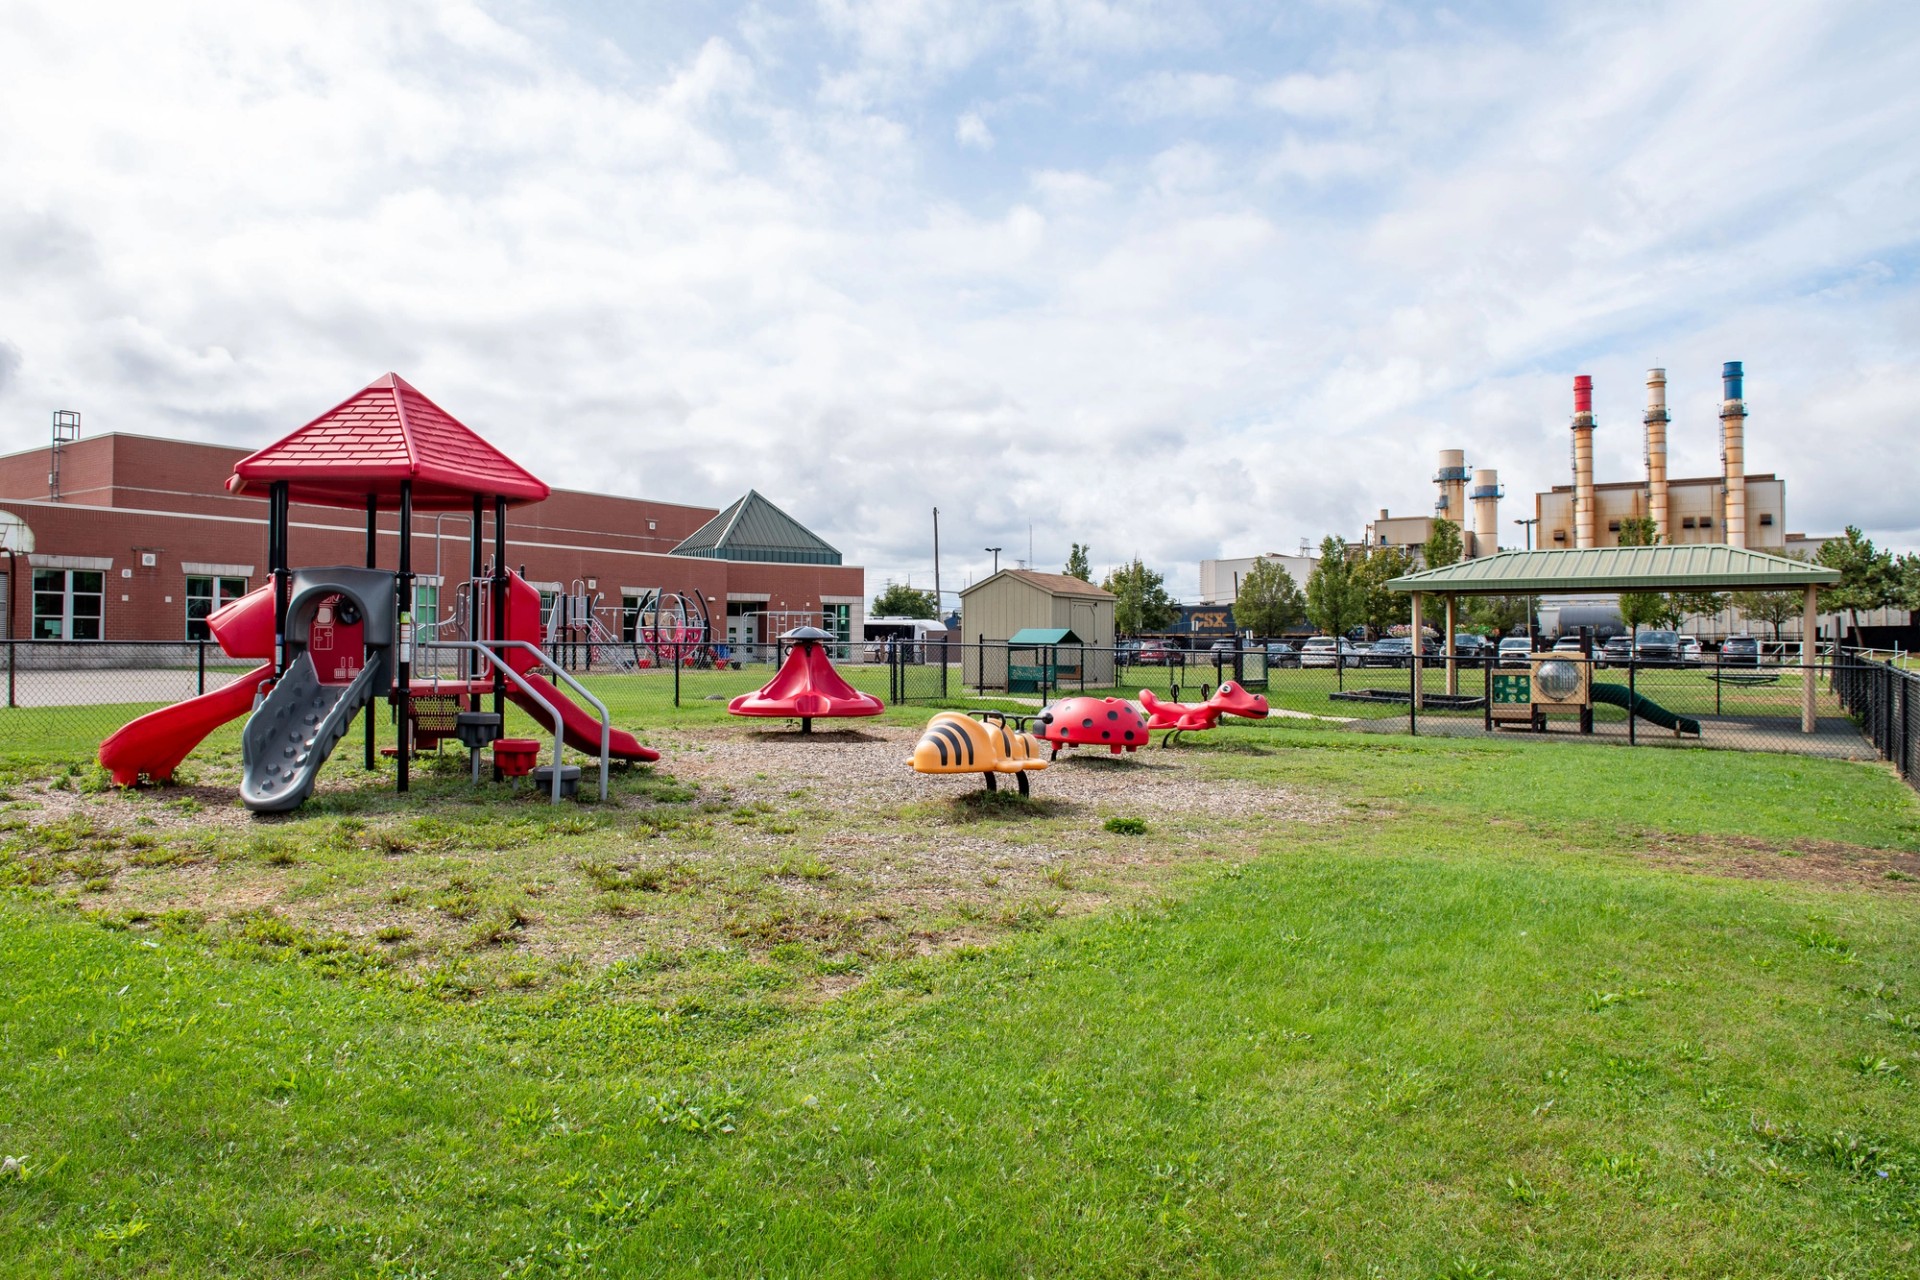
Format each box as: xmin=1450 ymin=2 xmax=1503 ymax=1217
xmin=226 ymin=373 xmax=550 ymax=511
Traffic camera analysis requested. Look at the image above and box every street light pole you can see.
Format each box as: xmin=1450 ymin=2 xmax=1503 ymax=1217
xmin=986 ymin=547 xmax=1002 ymax=574
xmin=1514 ymin=517 xmax=1538 ymax=551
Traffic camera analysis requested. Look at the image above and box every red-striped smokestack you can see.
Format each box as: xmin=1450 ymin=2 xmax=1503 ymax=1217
xmin=1571 ymin=375 xmax=1596 ymax=549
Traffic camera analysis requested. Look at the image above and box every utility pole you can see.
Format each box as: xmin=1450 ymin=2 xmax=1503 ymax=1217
xmin=932 ymin=508 xmax=942 ymax=622
xmin=986 ymin=547 xmax=1002 ymax=575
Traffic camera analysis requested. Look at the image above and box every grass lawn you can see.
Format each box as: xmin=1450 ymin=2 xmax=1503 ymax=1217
xmin=3 ymin=701 xmax=1920 ymax=1276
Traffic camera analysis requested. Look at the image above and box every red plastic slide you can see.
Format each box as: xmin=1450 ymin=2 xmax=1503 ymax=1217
xmin=98 ymin=664 xmax=275 ymax=785
xmin=506 ymin=671 xmax=659 ymax=763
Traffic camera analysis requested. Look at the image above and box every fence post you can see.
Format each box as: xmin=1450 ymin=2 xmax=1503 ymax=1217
xmin=1627 ymin=657 xmax=1637 ymax=746
xmin=1408 ymin=646 xmax=1418 ymax=736
xmin=1483 ymin=655 xmax=1493 ymax=733
xmin=197 ymin=640 xmax=207 ymax=696
xmin=673 ymin=644 xmax=681 ymax=707
xmin=6 ymin=639 xmax=13 ymax=709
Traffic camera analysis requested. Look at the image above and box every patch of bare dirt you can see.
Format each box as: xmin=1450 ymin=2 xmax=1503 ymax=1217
xmin=1637 ymin=833 xmax=1920 ymax=895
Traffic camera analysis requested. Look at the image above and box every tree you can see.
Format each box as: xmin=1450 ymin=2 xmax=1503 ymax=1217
xmin=1618 ymin=589 xmax=1669 ymax=634
xmin=1351 ymin=545 xmax=1417 ymax=637
xmin=1305 ymin=536 xmax=1362 ymax=638
xmin=1101 ymin=559 xmax=1178 ymax=636
xmin=1617 ymin=515 xmax=1661 ymax=547
xmin=1421 ymin=519 xmax=1464 ymax=569
xmin=871 ymin=583 xmax=937 ymax=619
xmin=1735 ymin=588 xmax=1803 ymax=642
xmin=1895 ymin=553 xmax=1920 ymax=612
xmin=1063 ymin=543 xmax=1092 ymax=583
xmin=1464 ymin=595 xmax=1529 ymax=635
xmin=1234 ymin=558 xmax=1307 ymax=637
xmin=1667 ymin=590 xmax=1731 ymax=631
xmin=1816 ymin=526 xmax=1896 ymax=637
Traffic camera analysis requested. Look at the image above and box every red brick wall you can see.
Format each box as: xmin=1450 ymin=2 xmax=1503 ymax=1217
xmin=0 ymin=434 xmax=863 ymax=641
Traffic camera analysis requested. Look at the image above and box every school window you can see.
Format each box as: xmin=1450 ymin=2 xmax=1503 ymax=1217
xmin=33 ymin=569 xmax=105 ymax=640
xmin=185 ymin=575 xmax=249 ymax=640
xmin=621 ymin=594 xmax=646 ymax=644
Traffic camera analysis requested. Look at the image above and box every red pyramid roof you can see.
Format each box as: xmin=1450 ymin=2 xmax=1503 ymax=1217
xmin=226 ymin=374 xmax=551 ymax=511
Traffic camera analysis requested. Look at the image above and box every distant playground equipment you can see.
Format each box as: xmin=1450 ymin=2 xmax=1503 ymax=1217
xmin=1139 ymin=681 xmax=1270 ymax=746
xmin=1489 ymin=646 xmax=1700 ymax=737
xmin=99 ymin=373 xmax=660 ymax=811
xmin=543 ymin=579 xmax=638 ymax=672
xmin=727 ymin=625 xmax=883 ymax=733
xmin=1031 ymin=695 xmax=1151 ymax=757
xmin=634 ymin=589 xmax=715 ymax=669
xmin=907 ymin=711 xmax=1049 ymax=794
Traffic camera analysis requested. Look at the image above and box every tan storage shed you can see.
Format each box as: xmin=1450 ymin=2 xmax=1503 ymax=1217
xmin=959 ymin=570 xmax=1117 ymax=690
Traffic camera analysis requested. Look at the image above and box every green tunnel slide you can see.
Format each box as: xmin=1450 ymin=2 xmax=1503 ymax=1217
xmin=1591 ymin=682 xmax=1701 ymax=736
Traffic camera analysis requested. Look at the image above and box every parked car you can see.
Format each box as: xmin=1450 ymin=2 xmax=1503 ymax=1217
xmin=1207 ymin=639 xmax=1239 ymax=655
xmin=1451 ymin=634 xmax=1494 ymax=661
xmin=1636 ymin=630 xmax=1682 ymax=666
xmin=1552 ymin=634 xmax=1589 ymax=655
xmin=1599 ymin=634 xmax=1635 ymax=668
xmin=1363 ymin=637 xmax=1414 ymax=667
xmin=1497 ymin=636 xmax=1534 ymax=667
xmin=1721 ymin=634 xmax=1761 ymax=666
xmin=1680 ymin=636 xmax=1703 ymax=665
xmin=1299 ymin=636 xmax=1358 ymax=669
xmin=1264 ymin=641 xmax=1301 ymax=668
xmin=1132 ymin=640 xmax=1181 ymax=665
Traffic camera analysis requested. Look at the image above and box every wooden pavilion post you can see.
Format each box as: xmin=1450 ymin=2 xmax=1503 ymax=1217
xmin=1802 ymin=583 xmax=1818 ymax=734
xmin=1410 ymin=592 xmax=1425 ymax=711
xmin=1444 ymin=595 xmax=1459 ymax=696
xmin=397 ymin=480 xmax=414 ymax=792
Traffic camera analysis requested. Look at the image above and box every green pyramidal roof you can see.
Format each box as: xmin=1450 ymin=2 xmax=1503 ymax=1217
xmin=1386 ymin=545 xmax=1839 ymax=595
xmin=671 ymin=490 xmax=842 ymax=565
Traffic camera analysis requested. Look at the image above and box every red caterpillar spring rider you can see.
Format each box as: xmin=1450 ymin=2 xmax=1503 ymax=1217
xmin=1139 ymin=681 xmax=1269 ymax=746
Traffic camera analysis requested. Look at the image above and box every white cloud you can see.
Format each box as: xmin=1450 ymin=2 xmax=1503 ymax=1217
xmin=1117 ymin=69 xmax=1240 ymax=118
xmin=0 ymin=0 xmax=1917 ymax=611
xmin=955 ymin=110 xmax=995 ymax=149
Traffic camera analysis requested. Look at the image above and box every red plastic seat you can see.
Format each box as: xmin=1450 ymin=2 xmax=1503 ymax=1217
xmin=493 ymin=737 xmax=541 ymax=778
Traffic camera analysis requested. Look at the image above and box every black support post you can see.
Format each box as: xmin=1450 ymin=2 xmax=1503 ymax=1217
xmin=365 ymin=493 xmax=378 ymax=770
xmin=469 ymin=495 xmax=483 ymax=684
xmin=397 ymin=480 xmax=413 ymax=794
xmin=269 ymin=481 xmax=290 ymax=680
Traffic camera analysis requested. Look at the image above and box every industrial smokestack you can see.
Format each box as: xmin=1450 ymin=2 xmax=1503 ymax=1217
xmin=1644 ymin=368 xmax=1669 ymax=542
xmin=1434 ymin=449 xmax=1467 ymax=528
xmin=1470 ymin=468 xmax=1501 ymax=558
xmin=1720 ymin=360 xmax=1746 ymax=548
xmin=1571 ymin=375 xmax=1596 ymax=549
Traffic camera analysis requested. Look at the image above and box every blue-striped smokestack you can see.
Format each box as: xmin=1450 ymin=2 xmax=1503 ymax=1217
xmin=1720 ymin=360 xmax=1747 ymax=548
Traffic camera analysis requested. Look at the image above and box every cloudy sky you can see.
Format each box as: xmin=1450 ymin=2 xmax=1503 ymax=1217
xmin=2 ymin=0 xmax=1915 ymax=601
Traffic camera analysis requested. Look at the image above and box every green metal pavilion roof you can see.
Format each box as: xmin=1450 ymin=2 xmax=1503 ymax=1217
xmin=1008 ymin=627 xmax=1084 ymax=646
xmin=670 ymin=489 xmax=842 ymax=565
xmin=1386 ymin=545 xmax=1839 ymax=595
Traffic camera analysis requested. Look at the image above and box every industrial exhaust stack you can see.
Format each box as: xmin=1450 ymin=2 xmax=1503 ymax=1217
xmin=1644 ymin=369 xmax=1668 ymax=541
xmin=1570 ymin=376 xmax=1596 ymax=549
xmin=1470 ymin=469 xmax=1501 ymax=558
xmin=1433 ymin=450 xmax=1468 ymax=529
xmin=1720 ymin=361 xmax=1746 ymax=548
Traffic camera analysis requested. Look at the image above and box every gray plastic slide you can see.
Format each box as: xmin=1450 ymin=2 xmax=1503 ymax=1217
xmin=240 ymin=654 xmax=384 ymax=813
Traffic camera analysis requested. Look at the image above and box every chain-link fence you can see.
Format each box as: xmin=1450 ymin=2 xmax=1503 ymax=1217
xmin=2 ymin=636 xmax=1891 ymax=775
xmin=885 ymin=640 xmax=1875 ymax=762
xmin=1833 ymin=650 xmax=1920 ymax=789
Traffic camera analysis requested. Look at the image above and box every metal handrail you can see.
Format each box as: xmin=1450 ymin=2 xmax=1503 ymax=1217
xmin=418 ymin=641 xmax=568 ymax=804
xmin=472 ymin=638 xmax=613 ymax=803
